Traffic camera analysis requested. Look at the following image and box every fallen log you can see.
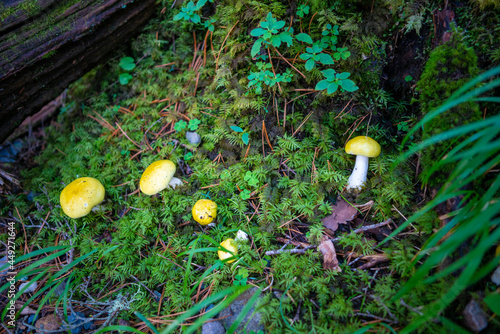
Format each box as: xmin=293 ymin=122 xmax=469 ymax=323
xmin=0 ymin=0 xmax=157 ymax=143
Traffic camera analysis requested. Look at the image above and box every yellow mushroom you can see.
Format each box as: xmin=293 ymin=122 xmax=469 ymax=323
xmin=344 ymin=136 xmax=381 ymax=191
xmin=192 ymin=199 xmax=217 ymax=225
xmin=140 ymin=160 xmax=177 ymax=195
xmin=60 ymin=177 xmax=105 ymax=218
xmin=218 ymin=238 xmax=237 ymax=263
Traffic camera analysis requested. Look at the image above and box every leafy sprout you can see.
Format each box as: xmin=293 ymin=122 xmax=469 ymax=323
xmin=250 ymin=12 xmax=294 ymax=57
xmin=300 ymin=44 xmax=335 ymax=71
xmin=174 ymin=120 xmax=187 ymax=132
xmin=315 ymin=69 xmax=359 ymax=94
xmin=188 ymin=118 xmax=201 ymax=131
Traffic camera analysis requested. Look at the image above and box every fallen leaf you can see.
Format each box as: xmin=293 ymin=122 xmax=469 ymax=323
xmin=321 ymin=198 xmax=358 ymax=232
xmin=318 ymin=236 xmax=341 ymax=272
xmin=15 ymin=302 xmax=36 ymax=315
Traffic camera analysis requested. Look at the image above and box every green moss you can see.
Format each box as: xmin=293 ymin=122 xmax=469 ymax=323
xmin=416 ymin=33 xmax=481 ymax=186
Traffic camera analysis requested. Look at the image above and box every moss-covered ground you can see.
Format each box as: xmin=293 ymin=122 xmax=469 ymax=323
xmin=1 ymin=0 xmax=500 ymax=333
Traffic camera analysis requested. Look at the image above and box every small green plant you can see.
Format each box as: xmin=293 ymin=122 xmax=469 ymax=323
xmin=333 ymin=47 xmax=351 ymax=60
xmin=300 ymin=44 xmax=335 ymax=71
xmin=244 ymin=171 xmax=259 ymax=187
xmin=233 ymin=268 xmax=249 ymax=286
xmin=230 ymin=125 xmax=250 ymax=145
xmin=188 ymin=118 xmax=201 ymax=131
xmin=174 ymin=120 xmax=187 ymax=132
xmin=184 ymin=152 xmax=193 ymax=161
xmin=320 ymin=24 xmax=340 ymax=50
xmin=247 ymin=62 xmax=292 ymax=94
xmin=118 ymin=56 xmax=135 ymax=85
xmin=296 ymin=4 xmax=310 ymax=18
xmin=250 ymin=12 xmax=294 ymax=57
xmin=315 ymin=69 xmax=359 ymax=94
xmin=405 ymin=75 xmax=413 ymax=82
xmin=240 ymin=189 xmax=251 ymax=200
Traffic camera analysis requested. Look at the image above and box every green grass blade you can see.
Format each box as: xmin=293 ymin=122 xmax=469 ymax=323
xmin=134 ymin=311 xmax=160 ymax=334
xmin=227 ymin=288 xmax=261 ymax=334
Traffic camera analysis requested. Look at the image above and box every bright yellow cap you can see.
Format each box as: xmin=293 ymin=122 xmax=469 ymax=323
xmin=218 ymin=238 xmax=237 ymax=263
xmin=192 ymin=199 xmax=217 ymax=225
xmin=60 ymin=177 xmax=105 ymax=218
xmin=345 ymin=136 xmax=381 ymax=158
xmin=140 ymin=160 xmax=176 ymax=195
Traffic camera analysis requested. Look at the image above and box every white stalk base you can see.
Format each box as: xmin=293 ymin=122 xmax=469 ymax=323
xmin=168 ymin=177 xmax=183 ymax=189
xmin=347 ymin=155 xmax=369 ymax=191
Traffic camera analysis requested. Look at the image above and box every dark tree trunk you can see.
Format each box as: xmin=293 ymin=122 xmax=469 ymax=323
xmin=0 ymin=0 xmax=157 ymax=143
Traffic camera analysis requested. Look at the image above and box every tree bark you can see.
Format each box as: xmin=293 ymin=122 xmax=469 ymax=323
xmin=0 ymin=0 xmax=157 ymax=143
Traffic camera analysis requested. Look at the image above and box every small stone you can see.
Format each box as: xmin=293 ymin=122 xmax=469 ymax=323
xmin=463 ymin=299 xmax=488 ymax=332
xmin=35 ymin=314 xmax=61 ymax=333
xmin=19 ymin=281 xmax=37 ymax=293
xmin=186 ymin=131 xmax=201 ymax=145
xmin=202 ymin=320 xmax=225 ymax=334
xmin=219 ymin=287 xmax=265 ymax=333
xmin=53 ymin=279 xmax=67 ymax=297
xmin=491 ymin=266 xmax=500 ymax=286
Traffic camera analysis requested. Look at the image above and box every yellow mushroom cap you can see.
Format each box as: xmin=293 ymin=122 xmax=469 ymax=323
xmin=345 ymin=136 xmax=381 ymax=158
xmin=140 ymin=160 xmax=176 ymax=195
xmin=218 ymin=238 xmax=237 ymax=263
xmin=192 ymin=199 xmax=217 ymax=225
xmin=60 ymin=177 xmax=105 ymax=218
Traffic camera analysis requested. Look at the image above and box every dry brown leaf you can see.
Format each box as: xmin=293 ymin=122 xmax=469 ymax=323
xmin=321 ymin=198 xmax=358 ymax=232
xmin=318 ymin=236 xmax=341 ymax=272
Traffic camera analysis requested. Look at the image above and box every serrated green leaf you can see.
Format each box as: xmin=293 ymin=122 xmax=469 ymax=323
xmin=251 ymin=28 xmax=266 ymax=37
xmin=251 ymin=40 xmax=263 ymax=58
xmin=318 ymin=53 xmax=334 ymax=65
xmin=280 ymin=33 xmax=294 ymax=47
xmin=305 ymin=59 xmax=315 ymax=71
xmin=315 ymin=80 xmax=329 ymax=91
xmin=327 ymin=82 xmax=339 ymax=94
xmin=295 ymin=33 xmax=313 ymax=44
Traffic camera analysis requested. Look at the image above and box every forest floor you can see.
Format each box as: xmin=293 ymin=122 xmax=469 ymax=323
xmin=1 ymin=1 xmax=500 ymax=333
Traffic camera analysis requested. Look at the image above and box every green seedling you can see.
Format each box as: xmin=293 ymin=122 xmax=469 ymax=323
xmin=300 ymin=44 xmax=335 ymax=71
xmin=296 ymin=4 xmax=310 ymax=18
xmin=240 ymin=189 xmax=251 ymax=200
xmin=333 ymin=47 xmax=351 ymax=60
xmin=230 ymin=125 xmax=250 ymax=145
xmin=248 ymin=62 xmax=292 ymax=94
xmin=244 ymin=171 xmax=259 ymax=187
xmin=250 ymin=12 xmax=293 ymax=57
xmin=184 ymin=152 xmax=193 ymax=161
xmin=118 ymin=57 xmax=135 ymax=85
xmin=320 ymin=24 xmax=339 ymax=50
xmin=316 ymin=69 xmax=358 ymax=94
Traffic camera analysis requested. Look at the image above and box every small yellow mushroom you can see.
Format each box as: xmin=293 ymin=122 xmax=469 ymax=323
xmin=192 ymin=199 xmax=217 ymax=225
xmin=218 ymin=238 xmax=237 ymax=263
xmin=140 ymin=160 xmax=176 ymax=195
xmin=60 ymin=177 xmax=105 ymax=218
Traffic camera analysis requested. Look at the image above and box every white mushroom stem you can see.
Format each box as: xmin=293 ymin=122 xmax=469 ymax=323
xmin=168 ymin=177 xmax=183 ymax=189
xmin=347 ymin=155 xmax=370 ymax=190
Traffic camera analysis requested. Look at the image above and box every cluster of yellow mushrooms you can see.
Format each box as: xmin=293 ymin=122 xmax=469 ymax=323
xmin=59 ymin=159 xmax=238 ymax=263
xmin=59 ymin=136 xmax=381 ymax=264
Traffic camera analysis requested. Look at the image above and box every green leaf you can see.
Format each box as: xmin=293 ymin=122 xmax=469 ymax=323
xmin=484 ymin=294 xmax=500 ymax=315
xmin=279 ymin=33 xmax=294 ymax=47
xmin=340 ymin=79 xmax=358 ymax=92
xmin=135 ymin=311 xmax=160 ymax=334
xmin=318 ymin=53 xmax=334 ymax=65
xmin=327 ymin=82 xmax=339 ymax=94
xmin=338 ymin=72 xmax=351 ymax=79
xmin=251 ymin=40 xmax=263 ymax=58
xmin=173 ymin=13 xmax=185 ymax=21
xmin=242 ymin=133 xmax=250 ymax=145
xmin=119 ymin=57 xmax=136 ymax=71
xmin=295 ymin=33 xmax=313 ymax=44
xmin=250 ymin=28 xmax=266 ymax=37
xmin=315 ymin=80 xmax=329 ymax=91
xmin=119 ymin=73 xmax=132 ymax=85
xmin=305 ymin=59 xmax=315 ymax=71
xmin=299 ymin=53 xmax=313 ymax=60
xmin=230 ymin=125 xmax=243 ymax=133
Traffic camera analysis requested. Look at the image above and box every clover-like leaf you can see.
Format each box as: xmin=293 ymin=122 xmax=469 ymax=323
xmin=240 ymin=189 xmax=251 ymax=200
xmin=188 ymin=118 xmax=201 ymax=131
xmin=119 ymin=73 xmax=132 ymax=85
xmin=174 ymin=120 xmax=187 ymax=132
xmin=119 ymin=57 xmax=136 ymax=71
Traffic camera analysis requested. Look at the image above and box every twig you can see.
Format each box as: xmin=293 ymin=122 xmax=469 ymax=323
xmin=400 ymin=298 xmax=423 ymax=316
xmin=355 ymin=312 xmax=397 ymax=324
xmin=265 ymin=246 xmax=315 ymax=256
xmin=369 ymin=295 xmax=399 ymax=324
xmin=330 ymin=219 xmax=393 ymax=242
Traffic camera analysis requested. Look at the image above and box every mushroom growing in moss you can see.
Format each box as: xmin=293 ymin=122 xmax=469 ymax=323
xmin=60 ymin=177 xmax=105 ymax=218
xmin=192 ymin=199 xmax=217 ymax=225
xmin=140 ymin=160 xmax=181 ymax=195
xmin=345 ymin=136 xmax=381 ymax=191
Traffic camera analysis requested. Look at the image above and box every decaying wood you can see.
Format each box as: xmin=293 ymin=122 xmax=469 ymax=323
xmin=0 ymin=0 xmax=157 ymax=143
